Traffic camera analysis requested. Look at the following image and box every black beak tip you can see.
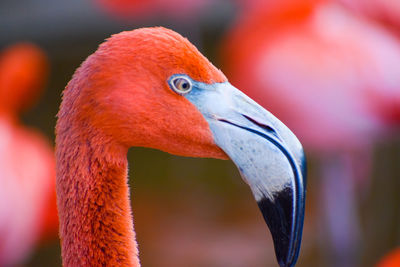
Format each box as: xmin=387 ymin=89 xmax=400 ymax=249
xmin=277 ymin=255 xmax=295 ymax=267
xmin=278 ymin=261 xmax=293 ymax=267
xmin=257 ymin=187 xmax=300 ymax=267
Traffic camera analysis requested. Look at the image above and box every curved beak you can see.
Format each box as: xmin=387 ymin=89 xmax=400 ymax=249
xmin=185 ymin=81 xmax=307 ymax=267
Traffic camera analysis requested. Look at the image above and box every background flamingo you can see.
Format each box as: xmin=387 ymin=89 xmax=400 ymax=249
xmin=221 ymin=0 xmax=400 ymax=265
xmin=0 ymin=43 xmax=58 ymax=265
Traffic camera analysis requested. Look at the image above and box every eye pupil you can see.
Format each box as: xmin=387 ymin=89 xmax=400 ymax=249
xmin=171 ymin=76 xmax=192 ymax=95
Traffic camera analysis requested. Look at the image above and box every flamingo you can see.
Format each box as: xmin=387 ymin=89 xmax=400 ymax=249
xmin=55 ymin=27 xmax=306 ymax=267
xmin=0 ymin=43 xmax=58 ymax=265
xmin=221 ymin=0 xmax=400 ymax=265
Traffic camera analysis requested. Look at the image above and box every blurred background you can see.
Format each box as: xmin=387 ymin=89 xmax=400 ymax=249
xmin=0 ymin=0 xmax=399 ymax=266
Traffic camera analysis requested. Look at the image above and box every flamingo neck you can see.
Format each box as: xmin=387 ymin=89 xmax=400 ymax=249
xmin=56 ymin=130 xmax=140 ymax=266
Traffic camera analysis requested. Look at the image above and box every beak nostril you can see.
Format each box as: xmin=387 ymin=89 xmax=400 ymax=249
xmin=242 ymin=114 xmax=277 ymax=134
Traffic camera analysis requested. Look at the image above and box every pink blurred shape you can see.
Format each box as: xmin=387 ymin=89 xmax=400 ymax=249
xmin=223 ymin=0 xmax=400 ymax=154
xmin=221 ymin=0 xmax=400 ymax=265
xmin=337 ymin=0 xmax=400 ymax=33
xmin=0 ymin=43 xmax=58 ymax=265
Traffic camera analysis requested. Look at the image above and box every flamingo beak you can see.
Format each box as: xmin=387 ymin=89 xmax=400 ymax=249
xmin=185 ymin=81 xmax=307 ymax=267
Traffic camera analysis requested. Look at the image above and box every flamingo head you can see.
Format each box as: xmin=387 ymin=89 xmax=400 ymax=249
xmin=0 ymin=43 xmax=48 ymax=115
xmin=60 ymin=27 xmax=306 ymax=267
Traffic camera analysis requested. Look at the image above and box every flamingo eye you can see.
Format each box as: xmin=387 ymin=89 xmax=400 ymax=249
xmin=170 ymin=76 xmax=192 ymax=95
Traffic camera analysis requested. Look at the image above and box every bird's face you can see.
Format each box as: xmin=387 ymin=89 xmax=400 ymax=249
xmin=166 ymin=74 xmax=306 ymax=267
xmin=85 ymin=28 xmax=306 ymax=267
